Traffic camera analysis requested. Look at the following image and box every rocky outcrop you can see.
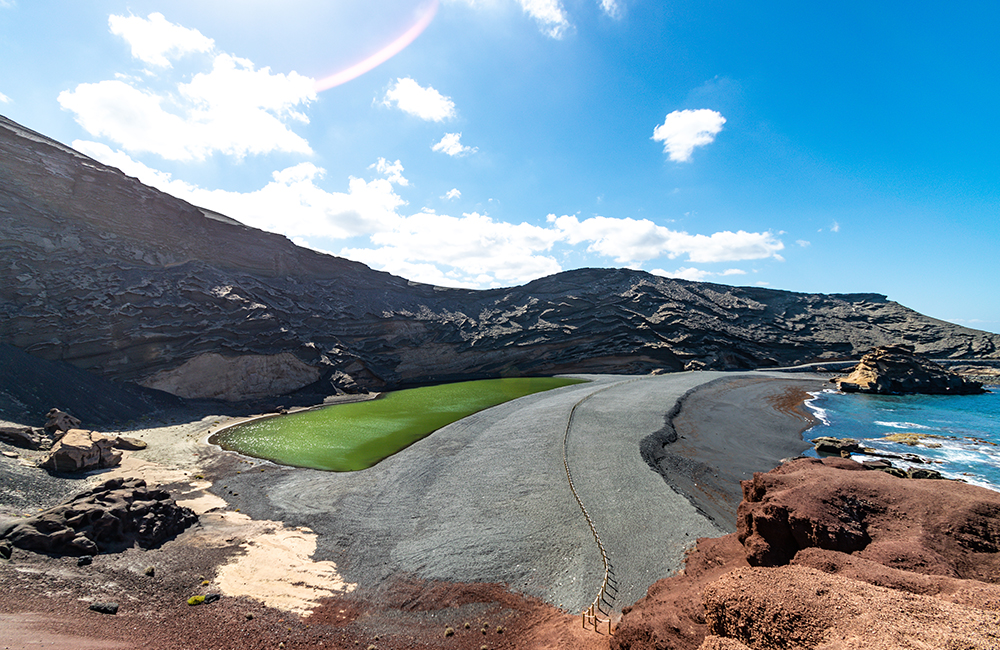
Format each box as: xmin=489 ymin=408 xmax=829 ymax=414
xmin=44 ymin=408 xmax=80 ymax=435
xmin=139 ymin=351 xmax=322 ymax=401
xmin=834 ymin=344 xmax=986 ymax=394
xmin=615 ymin=457 xmax=1000 ymax=650
xmin=737 ymin=457 xmax=1000 ymax=574
xmin=3 ymin=114 xmax=999 ymax=404
xmin=0 ymin=477 xmax=197 ymax=555
xmin=0 ymin=425 xmax=48 ymax=450
xmin=40 ymin=429 xmax=123 ymax=473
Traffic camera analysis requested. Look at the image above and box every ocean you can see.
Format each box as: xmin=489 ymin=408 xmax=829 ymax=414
xmin=803 ymin=384 xmax=1000 ymax=491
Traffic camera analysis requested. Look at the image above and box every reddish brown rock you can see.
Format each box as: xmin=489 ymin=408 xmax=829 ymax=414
xmin=40 ymin=429 xmax=122 ymax=473
xmin=703 ymin=565 xmax=1000 ymax=650
xmin=737 ymin=457 xmax=1000 ymax=581
xmin=612 ymin=535 xmax=749 ymax=650
xmin=44 ymin=408 xmax=81 ymax=435
xmin=620 ymin=457 xmax=1000 ymax=650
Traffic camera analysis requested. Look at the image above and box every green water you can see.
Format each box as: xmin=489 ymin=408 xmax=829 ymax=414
xmin=210 ymin=376 xmax=587 ymax=471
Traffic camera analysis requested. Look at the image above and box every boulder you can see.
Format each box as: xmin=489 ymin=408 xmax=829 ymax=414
xmin=45 ymin=408 xmax=81 ymax=435
xmin=40 ymin=429 xmax=122 ymax=473
xmin=0 ymin=477 xmax=197 ymax=556
xmin=0 ymin=426 xmax=49 ymax=450
xmin=833 ymin=345 xmax=985 ymax=395
xmin=811 ymin=435 xmax=863 ymax=457
xmin=112 ymin=435 xmax=147 ymax=450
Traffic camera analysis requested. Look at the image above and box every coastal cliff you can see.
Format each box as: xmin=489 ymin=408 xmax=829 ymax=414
xmin=3 ymin=114 xmax=999 ymax=406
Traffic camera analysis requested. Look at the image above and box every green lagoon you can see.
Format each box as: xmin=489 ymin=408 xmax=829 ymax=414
xmin=210 ymin=376 xmax=587 ymax=471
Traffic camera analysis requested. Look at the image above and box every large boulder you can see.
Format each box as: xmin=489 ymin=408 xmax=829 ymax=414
xmin=833 ymin=345 xmax=985 ymax=395
xmin=0 ymin=425 xmax=48 ymax=450
xmin=40 ymin=429 xmax=122 ymax=473
xmin=0 ymin=477 xmax=197 ymax=556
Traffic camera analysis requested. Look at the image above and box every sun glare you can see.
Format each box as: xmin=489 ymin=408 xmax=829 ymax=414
xmin=314 ymin=0 xmax=438 ymax=92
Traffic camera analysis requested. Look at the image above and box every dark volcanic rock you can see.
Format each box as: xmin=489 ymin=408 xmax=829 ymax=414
xmin=3 ymin=114 xmax=999 ymax=404
xmin=834 ymin=344 xmax=986 ymax=395
xmin=0 ymin=477 xmax=197 ymax=556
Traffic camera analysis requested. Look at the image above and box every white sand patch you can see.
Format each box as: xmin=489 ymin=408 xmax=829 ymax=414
xmin=214 ymin=523 xmax=357 ymax=617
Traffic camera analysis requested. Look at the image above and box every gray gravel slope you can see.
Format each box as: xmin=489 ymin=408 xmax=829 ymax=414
xmin=219 ymin=372 xmax=763 ymax=612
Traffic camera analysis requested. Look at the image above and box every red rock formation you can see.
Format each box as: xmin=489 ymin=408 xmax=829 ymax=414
xmin=737 ymin=457 xmax=1000 ymax=580
xmin=616 ymin=457 xmax=1000 ymax=649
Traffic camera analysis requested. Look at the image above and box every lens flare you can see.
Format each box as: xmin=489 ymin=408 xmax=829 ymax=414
xmin=314 ymin=0 xmax=439 ymax=92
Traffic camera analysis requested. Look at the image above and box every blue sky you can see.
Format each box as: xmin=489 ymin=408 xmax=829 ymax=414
xmin=1 ymin=1 xmax=998 ymax=333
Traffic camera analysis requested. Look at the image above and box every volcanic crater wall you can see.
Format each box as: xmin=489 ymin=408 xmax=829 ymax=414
xmin=2 ymin=114 xmax=998 ymax=401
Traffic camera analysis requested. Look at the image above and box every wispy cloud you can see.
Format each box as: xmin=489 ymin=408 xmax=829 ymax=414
xmin=382 ymin=77 xmax=456 ymax=122
xmin=432 ymin=132 xmax=477 ymax=156
xmin=599 ymin=0 xmax=622 ymax=19
xmin=0 ymin=91 xmax=11 ymax=103
xmin=517 ymin=0 xmax=571 ymax=38
xmin=652 ymin=109 xmax=726 ymax=162
xmin=444 ymin=188 xmax=461 ymax=200
xmin=370 ymin=158 xmax=409 ymax=186
xmin=650 ymin=267 xmax=747 ymax=282
xmin=108 ymin=12 xmax=214 ymax=68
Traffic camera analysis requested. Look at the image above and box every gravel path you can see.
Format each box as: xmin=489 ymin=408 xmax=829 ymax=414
xmin=219 ymin=372 xmax=751 ymax=614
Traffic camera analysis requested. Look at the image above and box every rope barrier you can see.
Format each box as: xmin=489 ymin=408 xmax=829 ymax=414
xmin=562 ymin=378 xmax=642 ymax=635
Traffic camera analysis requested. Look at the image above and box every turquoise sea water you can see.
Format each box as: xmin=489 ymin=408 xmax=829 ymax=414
xmin=803 ymin=384 xmax=1000 ymax=491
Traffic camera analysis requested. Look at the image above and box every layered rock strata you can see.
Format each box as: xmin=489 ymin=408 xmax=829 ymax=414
xmin=3 ymin=115 xmax=999 ymax=402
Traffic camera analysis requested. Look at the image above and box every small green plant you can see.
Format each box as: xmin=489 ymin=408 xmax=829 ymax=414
xmin=187 ymin=595 xmax=205 ymax=606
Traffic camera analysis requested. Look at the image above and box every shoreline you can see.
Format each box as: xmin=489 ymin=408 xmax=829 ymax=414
xmin=0 ymin=371 xmax=827 ymax=649
xmin=643 ymin=374 xmax=826 ymax=532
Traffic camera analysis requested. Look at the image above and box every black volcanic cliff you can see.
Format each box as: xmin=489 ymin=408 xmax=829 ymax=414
xmin=2 ymin=115 xmax=998 ymax=404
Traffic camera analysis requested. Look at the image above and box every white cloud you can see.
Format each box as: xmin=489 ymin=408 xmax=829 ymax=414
xmin=58 ymin=52 xmax=315 ymax=161
xmin=550 ymin=214 xmax=784 ymax=265
xmin=382 ymin=78 xmax=456 ymax=122
xmin=652 ymin=109 xmax=726 ymax=162
xmin=831 ymin=221 xmax=841 ymax=232
xmin=343 ymin=211 xmax=563 ymax=287
xmin=444 ymin=188 xmax=462 ymax=200
xmin=650 ymin=268 xmax=745 ymax=282
xmin=371 ymin=158 xmax=409 ymax=186
xmin=432 ymin=132 xmax=477 ymax=156
xmin=518 ymin=0 xmax=571 ymax=37
xmin=108 ymin=12 xmax=214 ymax=68
xmin=74 ymin=141 xmax=404 ymax=239
xmin=0 ymin=91 xmax=10 ymax=103
xmin=599 ymin=0 xmax=622 ymax=18
xmin=74 ymin=141 xmax=784 ymax=290
xmin=796 ymin=240 xmax=811 ymax=247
